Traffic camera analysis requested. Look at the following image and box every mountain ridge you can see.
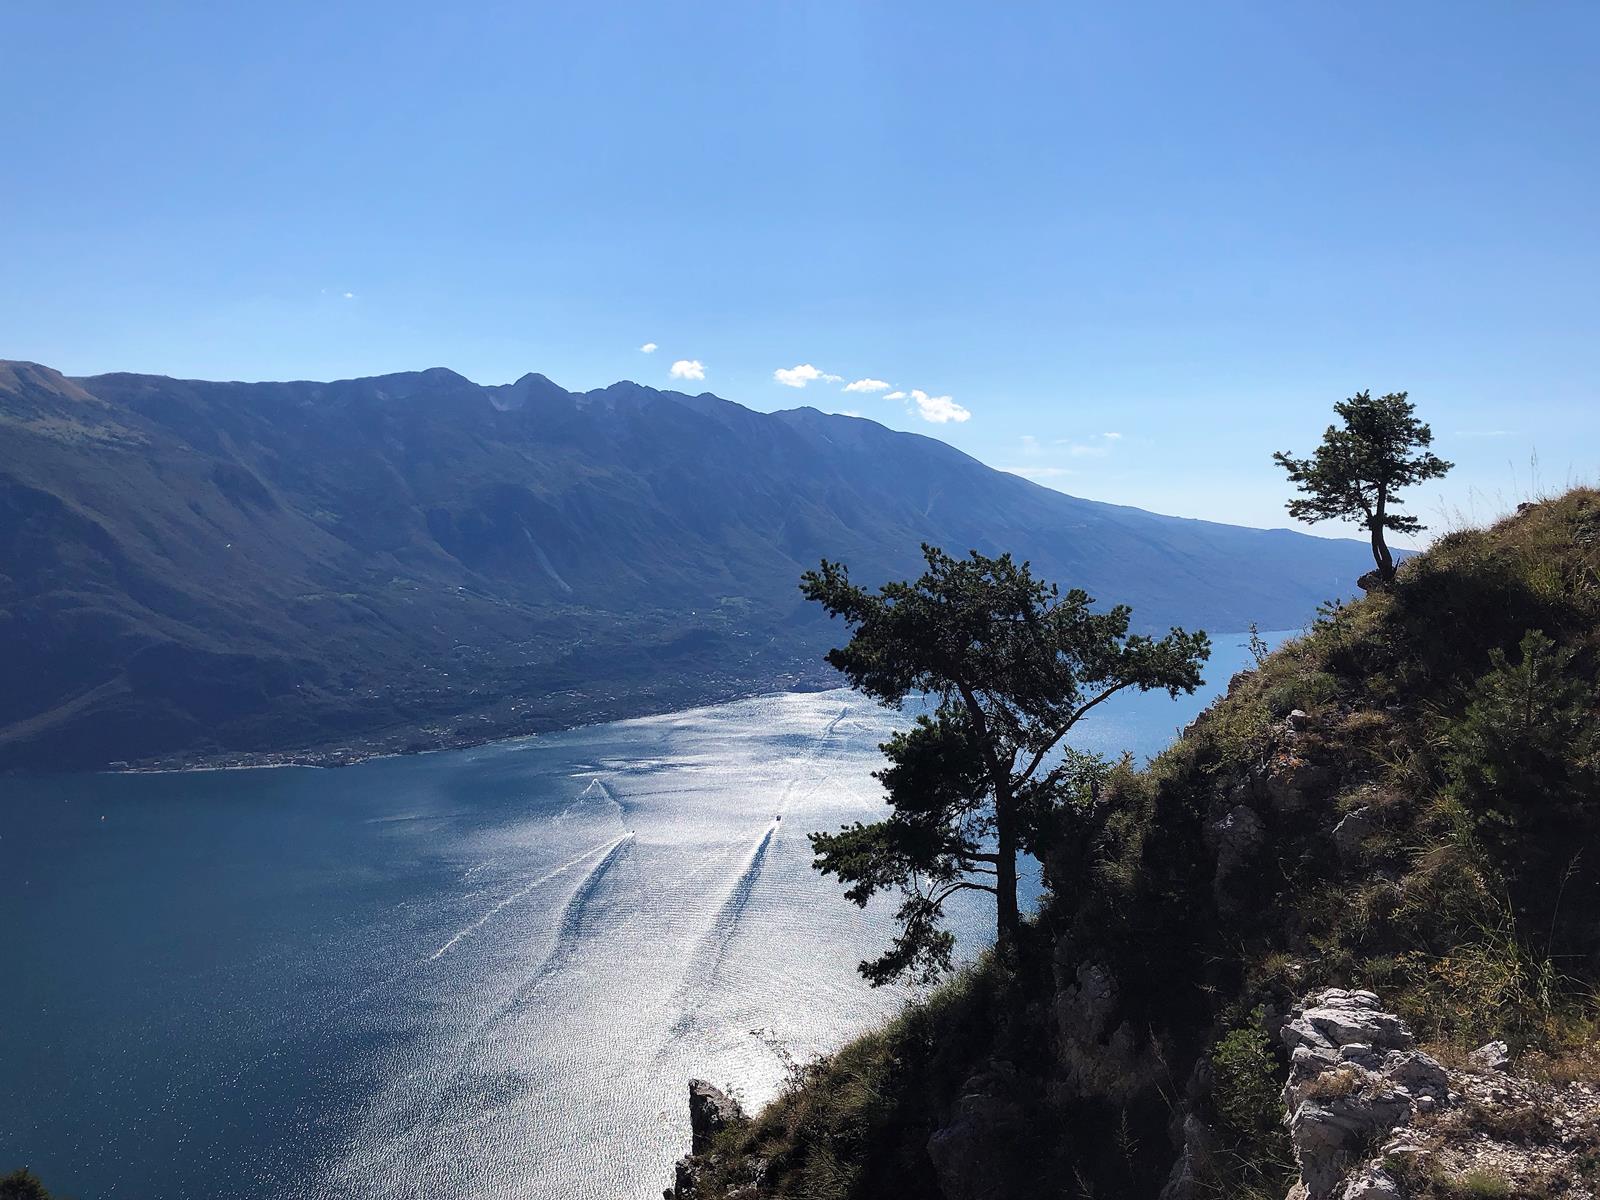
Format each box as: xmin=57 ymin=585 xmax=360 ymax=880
xmin=0 ymin=359 xmax=1378 ymax=771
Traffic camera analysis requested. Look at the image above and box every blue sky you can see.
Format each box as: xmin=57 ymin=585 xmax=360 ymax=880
xmin=3 ymin=2 xmax=1596 ymax=543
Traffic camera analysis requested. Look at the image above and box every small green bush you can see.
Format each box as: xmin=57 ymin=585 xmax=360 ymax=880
xmin=1211 ymin=1010 xmax=1281 ymax=1137
xmin=1444 ymin=629 xmax=1599 ymax=844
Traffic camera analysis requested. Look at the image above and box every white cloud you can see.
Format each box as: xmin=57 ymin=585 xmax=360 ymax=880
xmin=909 ymin=389 xmax=971 ymax=424
xmin=774 ymin=363 xmax=842 ymax=388
xmin=843 ymin=378 xmax=891 ymax=394
xmin=670 ymin=359 xmax=706 ymax=381
xmin=342 ymin=291 xmax=355 ymax=300
xmin=1019 ymin=434 xmax=1040 ymax=454
xmin=640 ymin=342 xmax=658 ymax=353
xmin=1103 ymin=431 xmax=1123 ymax=440
xmin=839 ymin=409 xmax=863 ymax=418
xmin=884 ymin=390 xmax=907 ymax=401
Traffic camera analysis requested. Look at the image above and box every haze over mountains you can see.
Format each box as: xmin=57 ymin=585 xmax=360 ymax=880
xmin=0 ymin=360 xmax=1377 ymax=771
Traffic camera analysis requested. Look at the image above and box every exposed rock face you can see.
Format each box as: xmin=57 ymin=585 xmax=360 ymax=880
xmin=1279 ymin=988 xmax=1451 ymax=1200
xmin=666 ymin=1080 xmax=747 ymax=1199
xmin=1157 ymin=1112 xmax=1218 ymax=1200
xmin=1280 ymin=989 xmax=1600 ymax=1200
xmin=1207 ymin=804 xmax=1265 ymax=886
xmin=925 ymin=1063 xmax=1026 ymax=1200
xmin=1331 ymin=807 xmax=1376 ymax=860
xmin=688 ymin=1079 xmax=743 ymax=1154
xmin=1468 ymin=1040 xmax=1511 ymax=1073
xmin=1051 ymin=957 xmax=1163 ymax=1104
xmin=1265 ymin=751 xmax=1334 ymax=815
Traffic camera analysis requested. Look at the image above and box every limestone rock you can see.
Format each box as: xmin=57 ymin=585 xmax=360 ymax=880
xmin=1205 ymin=803 xmax=1266 ymax=913
xmin=1280 ymin=989 xmax=1452 ymax=1200
xmin=1281 ymin=988 xmax=1412 ymax=1056
xmin=1339 ymin=1163 xmax=1402 ymax=1198
xmin=688 ymin=1079 xmax=743 ymax=1153
xmin=665 ymin=1079 xmax=747 ymax=1198
xmin=1331 ymin=807 xmax=1376 ymax=859
xmin=1468 ymin=1040 xmax=1511 ymax=1072
xmin=926 ymin=1064 xmax=1025 ymax=1200
xmin=1157 ymin=1112 xmax=1218 ymax=1200
xmin=1265 ymin=754 xmax=1334 ymax=815
xmin=1052 ymin=961 xmax=1162 ymax=1104
xmin=1207 ymin=804 xmax=1264 ymax=876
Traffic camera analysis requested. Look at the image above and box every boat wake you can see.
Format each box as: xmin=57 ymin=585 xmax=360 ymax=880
xmin=428 ymin=831 xmax=630 ymax=961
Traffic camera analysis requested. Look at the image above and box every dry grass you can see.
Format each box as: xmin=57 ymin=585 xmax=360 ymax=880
xmin=1300 ymin=1066 xmax=1367 ymax=1102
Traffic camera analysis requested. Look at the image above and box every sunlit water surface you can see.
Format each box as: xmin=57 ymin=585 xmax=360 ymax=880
xmin=1 ymin=633 xmax=1278 ymax=1199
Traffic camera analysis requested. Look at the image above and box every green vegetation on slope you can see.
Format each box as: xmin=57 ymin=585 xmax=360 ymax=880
xmin=0 ymin=360 xmax=1376 ymax=770
xmin=677 ymin=489 xmax=1600 ymax=1200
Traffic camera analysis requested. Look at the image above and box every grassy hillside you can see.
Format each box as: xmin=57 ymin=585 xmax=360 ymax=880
xmin=676 ymin=489 xmax=1600 ymax=1199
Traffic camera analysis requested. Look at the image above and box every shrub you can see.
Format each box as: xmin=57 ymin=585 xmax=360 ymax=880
xmin=1211 ymin=1010 xmax=1282 ymax=1137
xmin=1445 ymin=631 xmax=1598 ymax=824
xmin=1443 ymin=628 xmax=1600 ymax=958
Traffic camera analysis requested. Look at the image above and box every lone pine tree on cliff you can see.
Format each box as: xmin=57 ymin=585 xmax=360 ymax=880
xmin=1273 ymin=390 xmax=1452 ymax=587
xmin=801 ymin=546 xmax=1209 ymax=985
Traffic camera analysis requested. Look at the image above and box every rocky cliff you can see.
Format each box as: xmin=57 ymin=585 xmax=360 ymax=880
xmin=1277 ymin=988 xmax=1598 ymax=1199
xmin=663 ymin=490 xmax=1600 ymax=1200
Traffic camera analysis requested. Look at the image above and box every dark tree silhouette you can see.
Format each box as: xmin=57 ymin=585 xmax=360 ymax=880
xmin=1273 ymin=390 xmax=1452 ymax=586
xmin=801 ymin=545 xmax=1209 ymax=984
xmin=0 ymin=1169 xmax=56 ymax=1200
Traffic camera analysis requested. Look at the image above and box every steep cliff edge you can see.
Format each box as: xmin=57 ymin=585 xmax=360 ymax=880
xmin=666 ymin=490 xmax=1600 ymax=1199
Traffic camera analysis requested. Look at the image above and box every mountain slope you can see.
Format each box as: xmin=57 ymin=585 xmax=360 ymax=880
xmin=0 ymin=360 xmax=1375 ymax=770
xmin=665 ymin=488 xmax=1600 ymax=1200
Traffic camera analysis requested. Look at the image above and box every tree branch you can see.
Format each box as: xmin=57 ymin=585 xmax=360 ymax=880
xmin=1068 ymin=677 xmax=1139 ymax=727
xmin=1015 ymin=678 xmax=1138 ymax=786
xmin=930 ymin=879 xmax=998 ymax=905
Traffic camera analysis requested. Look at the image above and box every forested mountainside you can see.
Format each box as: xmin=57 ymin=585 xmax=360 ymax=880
xmin=669 ymin=490 xmax=1600 ymax=1200
xmin=0 ymin=360 xmax=1374 ymax=771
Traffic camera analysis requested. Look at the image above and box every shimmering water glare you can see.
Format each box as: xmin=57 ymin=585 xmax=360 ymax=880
xmin=1 ymin=633 xmax=1282 ymax=1199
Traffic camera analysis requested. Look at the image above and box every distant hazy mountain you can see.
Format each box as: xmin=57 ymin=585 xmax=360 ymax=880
xmin=0 ymin=361 xmax=1374 ymax=770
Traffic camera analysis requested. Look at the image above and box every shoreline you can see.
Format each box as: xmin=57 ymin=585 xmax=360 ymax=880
xmin=7 ymin=629 xmax=1277 ymax=781
xmin=80 ymin=673 xmax=846 ymax=778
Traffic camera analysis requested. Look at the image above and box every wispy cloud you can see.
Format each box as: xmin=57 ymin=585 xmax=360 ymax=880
xmin=342 ymin=291 xmax=355 ymax=300
xmin=1052 ymin=432 xmax=1122 ymax=457
xmin=843 ymin=378 xmax=891 ymax=394
xmin=884 ymin=390 xmax=907 ymax=401
xmin=670 ymin=359 xmax=706 ymax=381
xmin=640 ymin=342 xmax=658 ymax=353
xmin=909 ymin=389 xmax=971 ymax=424
xmin=774 ymin=363 xmax=842 ymax=388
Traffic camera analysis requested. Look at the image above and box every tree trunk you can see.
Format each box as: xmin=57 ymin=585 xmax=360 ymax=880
xmin=993 ymin=789 xmax=1020 ymax=957
xmin=1368 ymin=523 xmax=1394 ymax=581
xmin=1369 ymin=494 xmax=1395 ymax=582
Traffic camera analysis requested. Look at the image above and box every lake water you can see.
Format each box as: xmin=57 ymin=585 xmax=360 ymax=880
xmin=0 ymin=632 xmax=1277 ymax=1199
